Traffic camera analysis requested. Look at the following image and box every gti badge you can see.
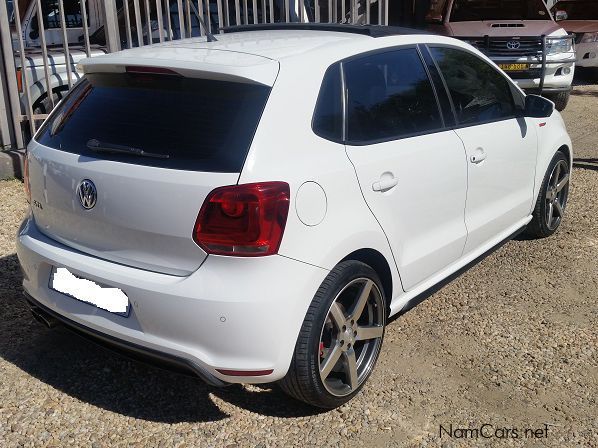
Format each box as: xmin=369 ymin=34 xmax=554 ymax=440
xmin=77 ymin=179 xmax=97 ymax=210
xmin=507 ymin=40 xmax=521 ymax=50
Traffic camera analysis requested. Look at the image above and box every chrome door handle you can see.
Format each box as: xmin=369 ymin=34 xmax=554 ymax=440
xmin=372 ymin=176 xmax=398 ymax=192
xmin=470 ymin=148 xmax=487 ymax=164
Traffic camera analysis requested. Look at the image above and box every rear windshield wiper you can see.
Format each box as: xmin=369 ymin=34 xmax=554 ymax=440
xmin=86 ymin=139 xmax=170 ymax=159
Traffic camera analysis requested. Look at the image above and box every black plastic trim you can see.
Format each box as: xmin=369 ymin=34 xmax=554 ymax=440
xmin=23 ymin=292 xmax=228 ymax=387
xmin=221 ymin=23 xmax=425 ymax=38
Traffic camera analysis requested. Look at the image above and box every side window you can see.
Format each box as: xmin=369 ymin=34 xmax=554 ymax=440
xmin=344 ymin=48 xmax=443 ymax=144
xmin=429 ymin=47 xmax=517 ymax=126
xmin=313 ymin=64 xmax=343 ymax=142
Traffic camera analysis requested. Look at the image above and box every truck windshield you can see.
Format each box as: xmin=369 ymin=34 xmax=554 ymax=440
xmin=553 ymin=1 xmax=598 ymax=20
xmin=450 ymin=0 xmax=550 ymax=22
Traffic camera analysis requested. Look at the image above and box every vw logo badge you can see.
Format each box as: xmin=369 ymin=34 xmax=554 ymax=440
xmin=507 ymin=40 xmax=521 ymax=50
xmin=77 ymin=179 xmax=97 ymax=210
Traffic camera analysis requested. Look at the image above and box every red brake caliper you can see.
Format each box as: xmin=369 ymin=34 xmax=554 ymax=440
xmin=319 ymin=342 xmax=325 ymax=358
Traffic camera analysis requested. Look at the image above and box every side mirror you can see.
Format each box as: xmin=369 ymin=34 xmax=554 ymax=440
xmin=425 ymin=13 xmax=443 ymax=24
xmin=554 ymin=10 xmax=568 ymax=21
xmin=524 ymin=94 xmax=555 ymax=118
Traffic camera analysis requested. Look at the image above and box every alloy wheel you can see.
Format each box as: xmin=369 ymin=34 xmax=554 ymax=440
xmin=318 ymin=278 xmax=385 ymax=397
xmin=545 ymin=159 xmax=570 ymax=231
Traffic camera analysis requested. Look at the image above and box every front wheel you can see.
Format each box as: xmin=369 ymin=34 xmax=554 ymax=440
xmin=279 ymin=261 xmax=386 ymax=408
xmin=525 ymin=151 xmax=570 ymax=239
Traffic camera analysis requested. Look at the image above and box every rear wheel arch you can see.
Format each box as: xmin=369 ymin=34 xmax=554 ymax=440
xmin=340 ymin=248 xmax=393 ymax=308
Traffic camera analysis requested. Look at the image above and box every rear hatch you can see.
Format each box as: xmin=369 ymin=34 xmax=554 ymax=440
xmin=28 ymin=54 xmax=277 ymax=276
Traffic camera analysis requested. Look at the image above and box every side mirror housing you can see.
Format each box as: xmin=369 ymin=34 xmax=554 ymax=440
xmin=524 ymin=94 xmax=555 ymax=118
xmin=554 ymin=10 xmax=568 ymax=21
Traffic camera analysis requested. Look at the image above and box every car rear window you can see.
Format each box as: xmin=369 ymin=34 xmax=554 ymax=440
xmin=37 ymin=72 xmax=271 ymax=172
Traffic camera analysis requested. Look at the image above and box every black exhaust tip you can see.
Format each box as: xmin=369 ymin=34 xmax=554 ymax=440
xmin=30 ymin=306 xmax=58 ymax=329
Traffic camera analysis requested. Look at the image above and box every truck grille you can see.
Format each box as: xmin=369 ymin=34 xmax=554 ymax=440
xmin=466 ymin=37 xmax=543 ymax=58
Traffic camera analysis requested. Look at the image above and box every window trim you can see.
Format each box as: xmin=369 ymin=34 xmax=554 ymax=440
xmin=425 ymin=43 xmax=527 ymax=130
xmin=340 ymin=45 xmax=450 ymax=147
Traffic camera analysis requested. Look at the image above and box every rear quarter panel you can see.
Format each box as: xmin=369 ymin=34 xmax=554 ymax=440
xmin=238 ymin=55 xmax=403 ymax=300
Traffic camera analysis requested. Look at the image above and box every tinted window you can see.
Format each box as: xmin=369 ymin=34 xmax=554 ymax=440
xmin=37 ymin=73 xmax=271 ymax=172
xmin=450 ymin=0 xmax=550 ymax=21
xmin=430 ymin=47 xmax=516 ymax=126
xmin=313 ymin=64 xmax=343 ymax=141
xmin=344 ymin=48 xmax=443 ymax=143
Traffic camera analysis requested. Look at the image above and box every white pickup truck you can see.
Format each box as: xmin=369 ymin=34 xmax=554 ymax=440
xmin=426 ymin=0 xmax=576 ymax=110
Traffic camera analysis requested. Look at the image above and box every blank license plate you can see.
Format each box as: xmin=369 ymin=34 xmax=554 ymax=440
xmin=498 ymin=63 xmax=530 ymax=71
xmin=49 ymin=267 xmax=129 ymax=316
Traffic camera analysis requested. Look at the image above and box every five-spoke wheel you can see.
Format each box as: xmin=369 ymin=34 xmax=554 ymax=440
xmin=526 ymin=151 xmax=570 ymax=238
xmin=319 ymin=278 xmax=384 ymax=397
xmin=280 ymin=261 xmax=386 ymax=408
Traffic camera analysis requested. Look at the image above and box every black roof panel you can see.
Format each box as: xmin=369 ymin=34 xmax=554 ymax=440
xmin=222 ymin=23 xmax=426 ymax=38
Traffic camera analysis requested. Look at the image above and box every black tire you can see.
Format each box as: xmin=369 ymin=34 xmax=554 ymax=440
xmin=279 ymin=261 xmax=386 ymax=409
xmin=525 ymin=151 xmax=570 ymax=239
xmin=545 ymin=91 xmax=570 ymax=111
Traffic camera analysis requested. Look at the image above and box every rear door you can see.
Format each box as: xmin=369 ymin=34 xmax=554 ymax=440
xmin=344 ymin=47 xmax=468 ymax=292
xmin=28 ymin=67 xmax=272 ymax=275
xmin=428 ymin=46 xmax=538 ymax=254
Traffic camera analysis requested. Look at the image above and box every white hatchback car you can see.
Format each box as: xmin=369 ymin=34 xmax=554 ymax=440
xmin=17 ymin=24 xmax=572 ymax=409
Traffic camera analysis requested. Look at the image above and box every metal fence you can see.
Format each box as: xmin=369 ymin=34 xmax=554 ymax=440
xmin=0 ymin=0 xmax=389 ymax=151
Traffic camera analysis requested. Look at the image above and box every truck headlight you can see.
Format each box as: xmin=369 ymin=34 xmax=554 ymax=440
xmin=580 ymin=32 xmax=598 ymax=43
xmin=546 ymin=37 xmax=574 ymax=55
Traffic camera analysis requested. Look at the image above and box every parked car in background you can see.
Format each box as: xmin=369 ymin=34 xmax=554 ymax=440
xmin=551 ymin=0 xmax=598 ymax=70
xmin=426 ymin=0 xmax=576 ymax=110
xmin=18 ymin=24 xmax=572 ymax=409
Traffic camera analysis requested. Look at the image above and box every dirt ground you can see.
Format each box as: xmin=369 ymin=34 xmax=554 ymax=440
xmin=0 ymin=74 xmax=597 ymax=447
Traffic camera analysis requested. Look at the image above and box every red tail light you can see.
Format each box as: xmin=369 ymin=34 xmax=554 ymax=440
xmin=193 ymin=182 xmax=290 ymax=256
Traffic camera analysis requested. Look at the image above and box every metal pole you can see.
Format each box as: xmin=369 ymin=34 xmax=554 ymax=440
xmin=57 ymin=0 xmax=73 ymax=89
xmin=269 ymin=0 xmax=274 ymax=22
xmin=133 ymin=0 xmax=144 ymax=45
xmin=315 ymin=0 xmax=320 ymax=22
xmin=34 ymin=0 xmax=55 ymax=110
xmin=235 ymin=0 xmax=241 ymax=25
xmin=164 ymin=0 xmax=173 ymax=40
xmin=79 ymin=0 xmax=92 ymax=56
xmin=217 ymin=0 xmax=224 ymax=31
xmin=187 ymin=0 xmax=194 ymax=38
xmin=243 ymin=0 xmax=249 ymax=24
xmin=124 ymin=0 xmax=134 ymax=47
xmin=176 ymin=0 xmax=186 ymax=38
xmin=197 ymin=0 xmax=205 ymax=36
xmin=299 ymin=0 xmax=304 ymax=22
xmin=10 ymin=0 xmax=35 ymax=137
xmin=365 ymin=0 xmax=370 ymax=24
xmin=284 ymin=0 xmax=289 ymax=22
xmin=145 ymin=0 xmax=154 ymax=43
xmin=156 ymin=0 xmax=165 ymax=42
xmin=384 ymin=0 xmax=388 ymax=25
xmin=0 ymin=0 xmax=24 ymax=148
xmin=253 ymin=0 xmax=258 ymax=23
xmin=104 ymin=0 xmax=122 ymax=51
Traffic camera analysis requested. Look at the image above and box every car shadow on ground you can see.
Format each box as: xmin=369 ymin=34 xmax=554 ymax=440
xmin=573 ymin=158 xmax=598 ymax=172
xmin=0 ymin=253 xmax=323 ymax=423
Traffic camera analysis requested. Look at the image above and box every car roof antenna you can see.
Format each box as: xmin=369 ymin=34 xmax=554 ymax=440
xmin=189 ymin=2 xmax=218 ymax=42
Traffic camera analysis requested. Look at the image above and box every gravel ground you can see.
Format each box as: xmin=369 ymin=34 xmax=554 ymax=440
xmin=1 ymin=80 xmax=597 ymax=448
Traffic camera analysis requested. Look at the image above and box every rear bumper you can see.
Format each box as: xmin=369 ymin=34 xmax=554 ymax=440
xmin=24 ymin=292 xmax=227 ymax=386
xmin=16 ymin=217 xmax=328 ymax=384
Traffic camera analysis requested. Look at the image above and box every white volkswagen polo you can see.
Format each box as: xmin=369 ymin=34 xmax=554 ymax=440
xmin=17 ymin=24 xmax=572 ymax=409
